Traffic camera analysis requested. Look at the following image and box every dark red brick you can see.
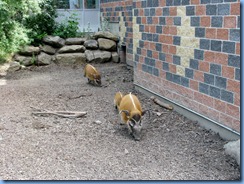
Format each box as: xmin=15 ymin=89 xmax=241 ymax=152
xmin=199 ymin=61 xmax=209 ymax=72
xmin=222 ymin=66 xmax=234 ymax=79
xmin=224 ymin=16 xmax=237 ymax=28
xmin=201 ymin=16 xmax=210 ymax=27
xmin=196 ymin=5 xmax=206 ymax=16
xmin=231 ymin=3 xmax=240 ymax=15
xmin=227 ymin=79 xmax=240 ymax=93
xmin=217 ymin=29 xmax=229 ymax=40
xmin=226 ymin=103 xmax=240 ymax=119
xmin=206 ymin=28 xmax=216 ymax=39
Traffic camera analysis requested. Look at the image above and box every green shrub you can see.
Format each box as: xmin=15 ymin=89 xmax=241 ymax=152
xmin=53 ymin=13 xmax=80 ymax=39
xmin=0 ymin=0 xmax=41 ymax=63
xmin=23 ymin=0 xmax=58 ymax=46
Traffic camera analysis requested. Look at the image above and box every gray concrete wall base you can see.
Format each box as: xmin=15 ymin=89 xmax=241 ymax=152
xmin=134 ymin=83 xmax=240 ymax=141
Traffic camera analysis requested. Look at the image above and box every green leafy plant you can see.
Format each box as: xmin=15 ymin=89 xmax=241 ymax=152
xmin=23 ymin=0 xmax=58 ymax=46
xmin=53 ymin=13 xmax=80 ymax=39
xmin=0 ymin=0 xmax=41 ymax=62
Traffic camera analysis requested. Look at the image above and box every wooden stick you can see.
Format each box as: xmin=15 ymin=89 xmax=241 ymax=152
xmin=32 ymin=110 xmax=87 ymax=118
xmin=150 ymin=96 xmax=174 ymax=110
xmin=68 ymin=93 xmax=92 ymax=100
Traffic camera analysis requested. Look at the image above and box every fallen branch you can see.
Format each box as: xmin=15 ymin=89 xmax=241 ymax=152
xmin=150 ymin=96 xmax=174 ymax=110
xmin=68 ymin=93 xmax=92 ymax=100
xmin=30 ymin=107 xmax=87 ymax=118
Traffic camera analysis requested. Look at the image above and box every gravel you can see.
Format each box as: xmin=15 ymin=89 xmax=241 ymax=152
xmin=0 ymin=62 xmax=240 ymax=180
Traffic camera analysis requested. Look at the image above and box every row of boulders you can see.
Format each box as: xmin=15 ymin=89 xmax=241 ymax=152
xmin=10 ymin=31 xmax=120 ymax=71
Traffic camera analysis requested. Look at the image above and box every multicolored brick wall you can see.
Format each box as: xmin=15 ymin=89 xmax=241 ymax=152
xmin=100 ymin=0 xmax=240 ymax=133
xmin=101 ymin=0 xmax=134 ymax=66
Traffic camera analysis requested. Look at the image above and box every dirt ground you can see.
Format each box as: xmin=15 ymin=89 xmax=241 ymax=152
xmin=0 ymin=62 xmax=240 ymax=180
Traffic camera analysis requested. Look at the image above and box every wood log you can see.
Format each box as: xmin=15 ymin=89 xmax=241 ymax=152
xmin=150 ymin=96 xmax=174 ymax=110
xmin=31 ymin=108 xmax=87 ymax=118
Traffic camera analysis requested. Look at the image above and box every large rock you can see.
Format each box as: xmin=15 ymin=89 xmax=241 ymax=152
xmin=98 ymin=38 xmax=117 ymax=51
xmin=55 ymin=53 xmax=86 ymax=65
xmin=111 ymin=52 xmax=119 ymax=63
xmin=41 ymin=45 xmax=56 ymax=55
xmin=37 ymin=52 xmax=52 ymax=65
xmin=18 ymin=46 xmax=40 ymax=56
xmin=57 ymin=45 xmax=86 ymax=54
xmin=84 ymin=40 xmax=98 ymax=50
xmin=224 ymin=139 xmax=240 ymax=166
xmin=14 ymin=55 xmax=35 ymax=66
xmin=65 ymin=38 xmax=87 ymax=45
xmin=85 ymin=50 xmax=111 ymax=63
xmin=7 ymin=61 xmax=21 ymax=72
xmin=43 ymin=35 xmax=65 ymax=48
xmin=94 ymin=31 xmax=119 ymax=42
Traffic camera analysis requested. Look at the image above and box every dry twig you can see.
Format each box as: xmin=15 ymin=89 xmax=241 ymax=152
xmin=30 ymin=106 xmax=87 ymax=118
xmin=150 ymin=96 xmax=174 ymax=110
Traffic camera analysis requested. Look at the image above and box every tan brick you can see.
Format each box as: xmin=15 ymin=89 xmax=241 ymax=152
xmin=177 ymin=27 xmax=195 ymax=36
xmin=181 ymin=57 xmax=190 ymax=68
xmin=181 ymin=16 xmax=191 ymax=27
xmin=176 ymin=65 xmax=185 ymax=76
xmin=176 ymin=46 xmax=194 ymax=58
xmin=177 ymin=6 xmax=186 ymax=16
